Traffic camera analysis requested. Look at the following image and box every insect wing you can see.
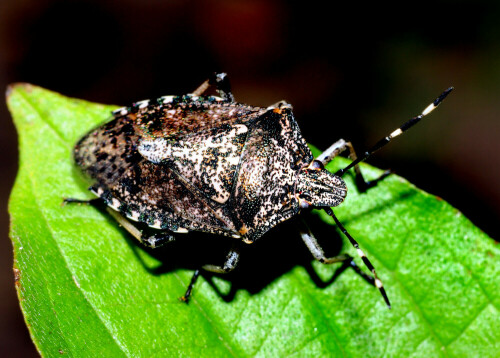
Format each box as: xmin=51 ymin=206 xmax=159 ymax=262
xmin=74 ymin=115 xmax=237 ymax=235
xmin=138 ymin=124 xmax=249 ymax=204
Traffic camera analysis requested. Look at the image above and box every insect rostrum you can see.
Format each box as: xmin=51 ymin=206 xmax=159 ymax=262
xmin=70 ymin=73 xmax=452 ymax=306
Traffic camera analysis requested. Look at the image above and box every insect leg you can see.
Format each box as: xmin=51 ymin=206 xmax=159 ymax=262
xmin=192 ymin=72 xmax=235 ymax=102
xmin=105 ymin=208 xmax=175 ymax=249
xmin=298 ymin=218 xmax=352 ymax=264
xmin=324 ymin=208 xmax=391 ymax=308
xmin=267 ymin=100 xmax=292 ymax=110
xmin=202 ymin=245 xmax=240 ymax=274
xmin=210 ymin=72 xmax=235 ymax=102
xmin=64 ymin=197 xmax=175 ymax=248
xmin=179 ymin=270 xmax=201 ymax=303
xmin=316 ymin=139 xmax=391 ymax=192
xmin=62 ymin=197 xmax=102 ymax=205
xmin=179 ymin=245 xmax=240 ymax=303
xmin=298 ymin=219 xmax=378 ymax=283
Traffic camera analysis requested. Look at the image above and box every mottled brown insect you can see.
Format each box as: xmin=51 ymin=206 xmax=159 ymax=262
xmin=69 ymin=73 xmax=452 ymax=305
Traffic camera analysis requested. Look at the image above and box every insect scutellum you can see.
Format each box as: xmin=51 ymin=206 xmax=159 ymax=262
xmin=68 ymin=72 xmax=452 ymax=307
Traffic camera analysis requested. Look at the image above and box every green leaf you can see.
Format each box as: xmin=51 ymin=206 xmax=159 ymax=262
xmin=7 ymin=83 xmax=500 ymax=357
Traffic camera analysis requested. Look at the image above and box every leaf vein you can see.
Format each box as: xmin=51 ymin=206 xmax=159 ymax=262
xmin=253 ymin=292 xmax=294 ymax=356
xmin=391 ymin=272 xmax=448 ymax=357
xmin=445 ymin=302 xmax=490 ymax=348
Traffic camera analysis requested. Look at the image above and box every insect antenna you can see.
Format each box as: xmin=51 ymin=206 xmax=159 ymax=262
xmin=324 ymin=207 xmax=391 ymax=308
xmin=335 ymin=86 xmax=453 ymax=177
xmin=325 ymin=87 xmax=453 ymax=307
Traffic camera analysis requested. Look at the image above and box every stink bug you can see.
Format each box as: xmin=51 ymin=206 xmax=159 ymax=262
xmin=67 ymin=73 xmax=452 ymax=306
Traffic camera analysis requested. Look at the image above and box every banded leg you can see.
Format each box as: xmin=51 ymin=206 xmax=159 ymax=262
xmin=180 ymin=245 xmax=240 ymax=303
xmin=106 ymin=209 xmax=175 ymax=248
xmin=192 ymin=72 xmax=235 ymax=102
xmin=316 ymin=139 xmax=391 ymax=192
xmin=298 ymin=219 xmax=378 ymax=284
xmin=180 ymin=270 xmax=201 ymax=303
xmin=298 ymin=218 xmax=352 ymax=264
xmin=63 ymin=197 xmax=175 ymax=249
xmin=202 ymin=245 xmax=240 ymax=274
xmin=324 ymin=208 xmax=391 ymax=308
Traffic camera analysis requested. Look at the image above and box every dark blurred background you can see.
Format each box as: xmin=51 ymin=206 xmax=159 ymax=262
xmin=1 ymin=0 xmax=499 ymax=356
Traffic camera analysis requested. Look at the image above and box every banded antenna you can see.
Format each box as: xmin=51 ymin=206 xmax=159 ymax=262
xmin=335 ymin=87 xmax=454 ymax=177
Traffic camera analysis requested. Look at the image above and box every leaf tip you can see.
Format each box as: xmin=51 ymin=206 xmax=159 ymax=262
xmin=6 ymin=82 xmax=35 ymax=101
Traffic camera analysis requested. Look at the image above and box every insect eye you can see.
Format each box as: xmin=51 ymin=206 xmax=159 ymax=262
xmin=309 ymin=160 xmax=323 ymax=170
